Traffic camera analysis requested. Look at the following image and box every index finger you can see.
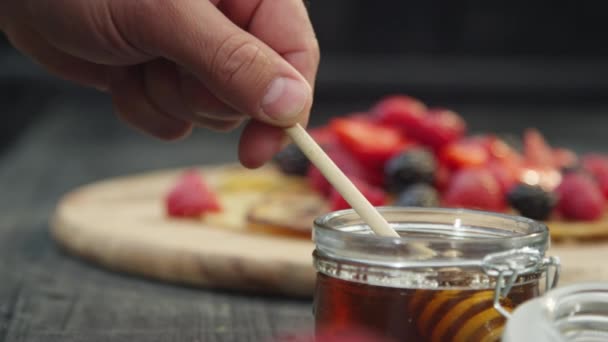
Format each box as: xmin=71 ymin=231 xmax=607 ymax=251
xmin=222 ymin=0 xmax=321 ymax=168
xmin=219 ymin=0 xmax=320 ymax=87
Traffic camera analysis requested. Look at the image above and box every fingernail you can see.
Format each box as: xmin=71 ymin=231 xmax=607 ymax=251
xmin=261 ymin=77 xmax=309 ymax=121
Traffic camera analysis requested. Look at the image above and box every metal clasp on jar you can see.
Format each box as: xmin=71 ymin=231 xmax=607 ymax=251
xmin=482 ymin=247 xmax=561 ymax=318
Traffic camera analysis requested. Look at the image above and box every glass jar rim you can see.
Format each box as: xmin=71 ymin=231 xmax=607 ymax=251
xmin=313 ymin=207 xmax=550 ymax=289
xmin=314 ymin=206 xmax=549 ymax=268
xmin=314 ymin=206 xmax=548 ymax=245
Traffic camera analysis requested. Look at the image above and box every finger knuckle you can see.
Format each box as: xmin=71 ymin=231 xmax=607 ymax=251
xmin=101 ymin=0 xmax=181 ymax=57
xmin=91 ymin=0 xmax=147 ymax=57
xmin=211 ymin=35 xmax=270 ymax=87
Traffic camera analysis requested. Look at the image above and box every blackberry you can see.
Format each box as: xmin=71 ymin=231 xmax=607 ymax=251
xmin=507 ymin=183 xmax=557 ymax=220
xmin=274 ymin=144 xmax=309 ymax=175
xmin=561 ymin=163 xmax=581 ymax=174
xmin=385 ymin=148 xmax=436 ymax=193
xmin=395 ymin=183 xmax=439 ymax=207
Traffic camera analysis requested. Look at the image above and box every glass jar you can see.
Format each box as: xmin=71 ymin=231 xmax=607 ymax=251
xmin=312 ymin=207 xmax=559 ymax=342
xmin=504 ymin=282 xmax=608 ymax=342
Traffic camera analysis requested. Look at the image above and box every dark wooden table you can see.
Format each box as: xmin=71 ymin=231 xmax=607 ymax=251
xmin=0 ymin=87 xmax=606 ymax=342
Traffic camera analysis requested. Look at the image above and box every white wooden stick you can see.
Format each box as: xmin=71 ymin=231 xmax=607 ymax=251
xmin=285 ymin=124 xmax=399 ymax=237
xmin=286 ymin=124 xmax=437 ymax=258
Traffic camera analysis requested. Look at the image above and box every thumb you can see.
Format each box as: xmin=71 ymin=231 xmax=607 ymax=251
xmin=127 ymin=1 xmax=313 ymax=126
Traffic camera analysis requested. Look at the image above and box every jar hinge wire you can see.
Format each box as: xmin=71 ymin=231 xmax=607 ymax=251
xmin=483 ymin=248 xmax=561 ymax=319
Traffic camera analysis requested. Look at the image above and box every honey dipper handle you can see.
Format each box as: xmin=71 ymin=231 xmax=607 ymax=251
xmin=285 ymin=124 xmax=399 ymax=237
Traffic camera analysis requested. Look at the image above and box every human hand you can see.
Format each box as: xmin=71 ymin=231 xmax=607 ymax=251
xmin=0 ymin=0 xmax=319 ymax=167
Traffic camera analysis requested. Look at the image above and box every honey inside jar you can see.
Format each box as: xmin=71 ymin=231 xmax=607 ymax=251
xmin=314 ymin=274 xmax=539 ymax=342
xmin=312 ymin=208 xmax=551 ymax=342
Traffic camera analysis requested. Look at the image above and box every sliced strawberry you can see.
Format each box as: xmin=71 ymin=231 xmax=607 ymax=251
xmin=347 ymin=111 xmax=379 ymax=123
xmin=556 ymin=172 xmax=605 ymax=221
xmin=332 ymin=142 xmax=385 ymax=186
xmin=330 ymin=118 xmax=411 ymax=166
xmin=524 ymin=128 xmax=554 ymax=168
xmin=442 ymin=168 xmax=506 ymax=212
xmin=329 ymin=178 xmax=387 ymax=211
xmin=439 ymin=139 xmax=489 ymax=170
xmin=552 ymin=148 xmax=578 ymax=170
xmin=459 ymin=135 xmax=521 ymax=193
xmin=482 ymin=135 xmax=523 ymax=164
xmin=485 ymin=135 xmax=511 ymax=159
xmin=372 ymin=95 xmax=427 ymax=134
xmin=410 ymin=108 xmax=466 ymax=150
xmin=166 ymin=170 xmax=221 ymax=217
xmin=309 ymin=125 xmax=338 ymax=146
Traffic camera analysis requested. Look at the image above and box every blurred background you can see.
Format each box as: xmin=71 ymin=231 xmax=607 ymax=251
xmin=0 ymin=1 xmax=607 ymax=169
xmin=0 ymin=4 xmax=607 ymax=339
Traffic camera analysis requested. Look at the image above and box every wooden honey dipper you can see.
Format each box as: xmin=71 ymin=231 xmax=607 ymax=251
xmin=285 ymin=124 xmax=436 ymax=257
xmin=408 ymin=289 xmax=514 ymax=342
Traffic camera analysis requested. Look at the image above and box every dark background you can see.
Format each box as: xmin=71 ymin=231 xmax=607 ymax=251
xmin=1 ymin=1 xmax=608 ymax=156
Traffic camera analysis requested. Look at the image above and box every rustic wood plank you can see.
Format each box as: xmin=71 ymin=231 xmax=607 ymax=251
xmin=0 ymin=217 xmax=312 ymax=342
xmin=0 ymin=93 xmax=313 ymax=342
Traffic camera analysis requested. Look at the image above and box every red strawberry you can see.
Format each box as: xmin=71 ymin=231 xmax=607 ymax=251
xmin=166 ymin=170 xmax=221 ymax=217
xmin=582 ymin=154 xmax=608 ymax=199
xmin=524 ymin=128 xmax=554 ymax=168
xmin=556 ymin=172 xmax=605 ymax=221
xmin=582 ymin=154 xmax=608 ymax=176
xmin=372 ymin=95 xmax=427 ymax=134
xmin=598 ymin=173 xmax=608 ymax=199
xmin=330 ymin=118 xmax=411 ymax=166
xmin=329 ymin=178 xmax=386 ymax=211
xmin=487 ymin=160 xmax=518 ymax=193
xmin=439 ymin=139 xmax=489 ymax=170
xmin=434 ymin=163 xmax=452 ymax=193
xmin=442 ymin=168 xmax=506 ymax=212
xmin=307 ymin=165 xmax=331 ymax=196
xmin=411 ymin=108 xmax=466 ymax=150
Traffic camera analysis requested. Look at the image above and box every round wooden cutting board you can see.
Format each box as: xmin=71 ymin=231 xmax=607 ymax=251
xmin=51 ymin=165 xmax=317 ymax=297
xmin=51 ymin=165 xmax=608 ymax=297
